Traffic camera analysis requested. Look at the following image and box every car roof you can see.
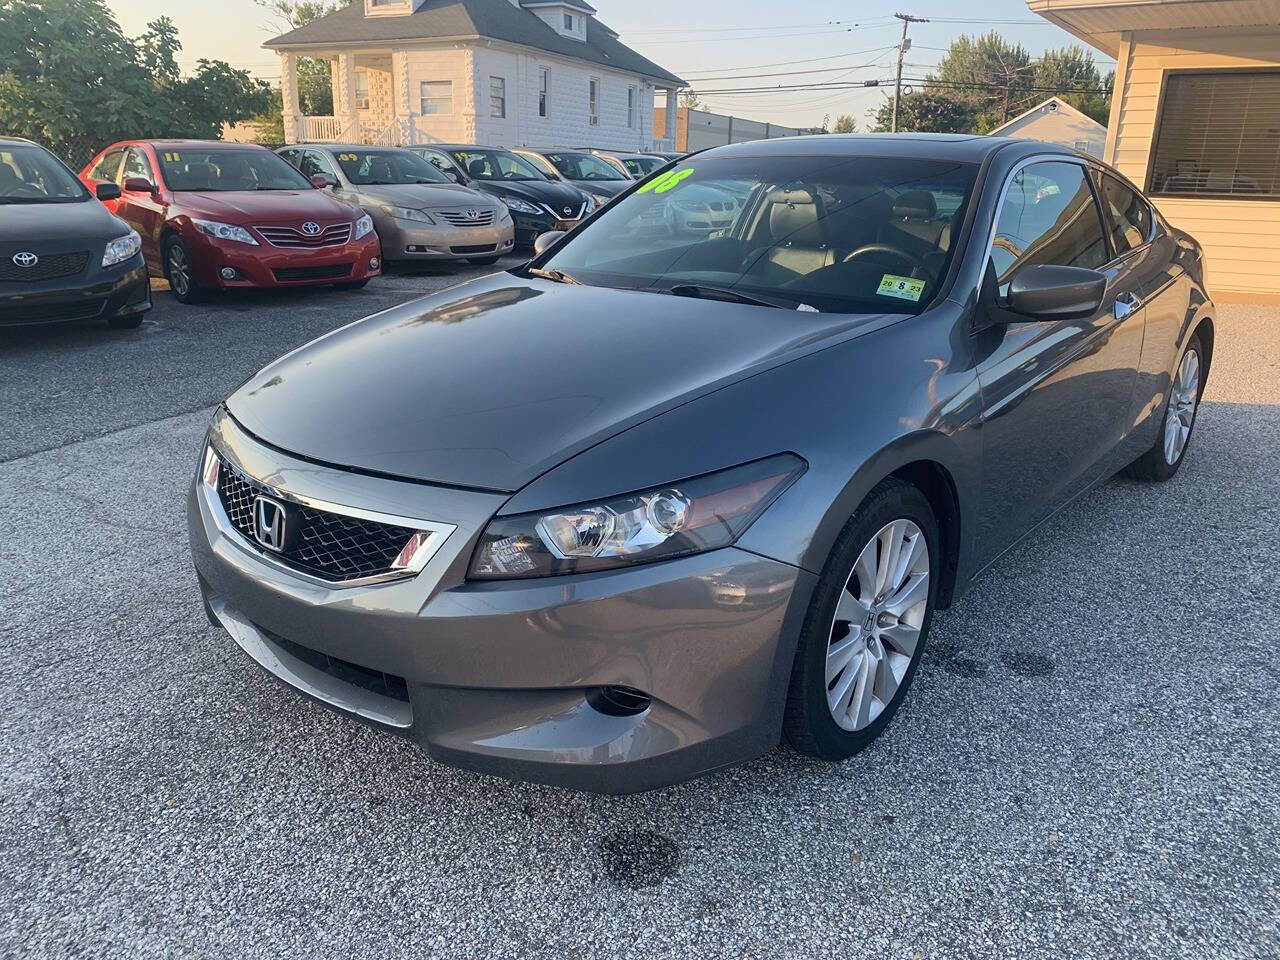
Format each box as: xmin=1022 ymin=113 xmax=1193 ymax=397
xmin=296 ymin=143 xmax=414 ymax=151
xmin=701 ymin=133 xmax=1069 ymax=163
xmin=422 ymin=144 xmax=516 ymax=152
xmin=0 ymin=135 xmax=36 ymax=145
xmin=131 ymin=139 xmax=270 ymax=151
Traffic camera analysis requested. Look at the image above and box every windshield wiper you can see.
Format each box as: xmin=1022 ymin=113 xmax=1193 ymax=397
xmin=665 ymin=284 xmax=793 ymax=310
xmin=528 ymin=267 xmax=582 ymax=285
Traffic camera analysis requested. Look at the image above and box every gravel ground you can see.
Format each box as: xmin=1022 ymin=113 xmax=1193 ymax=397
xmin=1 ymin=288 xmax=1277 ymax=960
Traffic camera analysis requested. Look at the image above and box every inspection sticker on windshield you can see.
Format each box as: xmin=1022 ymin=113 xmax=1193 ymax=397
xmin=877 ymin=274 xmax=926 ymax=302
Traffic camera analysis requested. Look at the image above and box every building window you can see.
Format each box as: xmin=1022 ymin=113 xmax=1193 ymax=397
xmin=627 ymin=86 xmax=636 ymax=128
xmin=420 ymin=80 xmax=453 ymax=115
xmin=588 ymin=78 xmax=599 ymax=126
xmin=355 ymin=72 xmax=370 ymax=111
xmin=538 ymin=68 xmax=550 ymax=118
xmin=490 ymin=76 xmax=506 ymax=118
xmin=564 ymin=12 xmax=574 ymax=29
xmin=1148 ymin=70 xmax=1280 ymax=198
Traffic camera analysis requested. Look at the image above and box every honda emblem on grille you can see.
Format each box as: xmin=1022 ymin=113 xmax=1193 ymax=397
xmin=253 ymin=496 xmax=288 ymax=552
xmin=11 ymin=252 xmax=38 ymax=268
xmin=301 ymin=221 xmax=321 ymax=236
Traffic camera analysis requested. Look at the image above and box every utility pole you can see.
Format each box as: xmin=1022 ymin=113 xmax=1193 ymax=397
xmin=892 ymin=13 xmax=928 ymax=133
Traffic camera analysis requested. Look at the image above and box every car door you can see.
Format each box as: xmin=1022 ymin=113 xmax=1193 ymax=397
xmin=973 ymin=158 xmax=1146 ymax=565
xmin=305 ymin=149 xmax=358 ymax=205
xmin=1093 ymin=170 xmax=1192 ymax=444
xmin=117 ymin=146 xmax=165 ymax=267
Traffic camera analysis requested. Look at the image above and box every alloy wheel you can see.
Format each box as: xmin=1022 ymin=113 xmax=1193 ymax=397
xmin=825 ymin=518 xmax=930 ymax=731
xmin=167 ymin=245 xmax=190 ymax=298
xmin=1163 ymin=347 xmax=1200 ymax=465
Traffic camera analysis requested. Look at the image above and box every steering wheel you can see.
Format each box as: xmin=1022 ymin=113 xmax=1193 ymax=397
xmin=3 ymin=183 xmax=45 ymax=199
xmin=842 ymin=243 xmax=936 ymax=287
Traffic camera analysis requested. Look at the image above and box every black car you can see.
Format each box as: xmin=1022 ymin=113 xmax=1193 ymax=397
xmin=511 ymin=148 xmax=634 ymax=205
xmin=0 ymin=137 xmax=151 ymax=328
xmin=409 ymin=144 xmax=593 ymax=246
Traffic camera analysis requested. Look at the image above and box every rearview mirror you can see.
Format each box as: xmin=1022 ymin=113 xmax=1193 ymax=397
xmin=123 ymin=177 xmax=154 ymax=194
xmin=533 ymin=230 xmax=567 ymax=257
xmin=95 ymin=182 xmax=121 ymax=201
xmin=310 ymin=174 xmax=337 ymax=189
xmin=1006 ymin=265 xmax=1106 ymax=321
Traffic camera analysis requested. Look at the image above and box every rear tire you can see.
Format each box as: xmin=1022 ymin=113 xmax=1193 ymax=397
xmin=783 ymin=478 xmax=939 ymax=761
xmin=162 ymin=235 xmax=204 ymax=304
xmin=1120 ymin=332 xmax=1204 ymax=482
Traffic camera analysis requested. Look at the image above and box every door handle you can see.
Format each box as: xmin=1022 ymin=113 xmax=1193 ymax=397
xmin=1113 ymin=293 xmax=1142 ymax=320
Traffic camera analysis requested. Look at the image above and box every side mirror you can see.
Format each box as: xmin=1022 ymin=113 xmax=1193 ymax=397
xmin=1006 ymin=264 xmax=1106 ymax=321
xmin=533 ymin=230 xmax=567 ymax=257
xmin=310 ymin=174 xmax=337 ymax=189
xmin=96 ymin=182 xmax=121 ymax=201
xmin=123 ymin=177 xmax=154 ymax=194
xmin=443 ymin=169 xmax=462 ymax=184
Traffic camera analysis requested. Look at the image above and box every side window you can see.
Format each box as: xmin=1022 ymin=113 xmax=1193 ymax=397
xmin=1097 ymin=174 xmax=1152 ymax=257
xmin=991 ymin=161 xmax=1108 ymax=292
xmin=299 ymin=150 xmax=337 ymax=180
xmin=422 ymin=151 xmax=451 ymax=173
xmin=121 ymin=147 xmax=155 ymax=186
xmin=278 ymin=148 xmax=300 ymax=168
xmin=90 ymin=148 xmax=126 ymax=183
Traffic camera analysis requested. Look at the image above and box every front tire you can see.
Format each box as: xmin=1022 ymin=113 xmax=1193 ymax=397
xmin=162 ymin=235 xmax=203 ymax=304
xmin=783 ymin=478 xmax=939 ymax=761
xmin=1120 ymin=332 xmax=1204 ymax=482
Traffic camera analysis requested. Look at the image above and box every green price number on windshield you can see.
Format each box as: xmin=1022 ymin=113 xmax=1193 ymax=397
xmin=637 ymin=168 xmax=694 ymax=195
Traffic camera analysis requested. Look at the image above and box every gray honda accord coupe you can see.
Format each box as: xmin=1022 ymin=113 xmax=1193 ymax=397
xmin=189 ymin=134 xmax=1214 ymax=793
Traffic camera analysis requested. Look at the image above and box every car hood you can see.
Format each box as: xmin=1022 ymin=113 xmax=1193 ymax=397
xmin=174 ymin=189 xmax=360 ymax=223
xmin=0 ymin=199 xmax=129 ymax=243
xmin=226 ymin=274 xmax=882 ymax=492
xmin=474 ymin=178 xmax=585 ymax=212
xmin=567 ymin=179 xmax=630 ymax=198
xmin=354 ymin=183 xmax=498 ymax=209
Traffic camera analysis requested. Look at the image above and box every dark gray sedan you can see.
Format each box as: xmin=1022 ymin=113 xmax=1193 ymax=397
xmin=189 ymin=135 xmax=1213 ymax=793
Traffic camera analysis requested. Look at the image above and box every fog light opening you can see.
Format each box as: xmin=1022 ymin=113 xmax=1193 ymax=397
xmin=219 ymin=266 xmax=240 ymax=281
xmin=369 ymin=257 xmax=381 ymax=270
xmin=587 ymin=685 xmax=652 ymax=717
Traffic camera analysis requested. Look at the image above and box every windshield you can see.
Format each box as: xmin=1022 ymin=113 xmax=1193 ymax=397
xmin=334 ymin=149 xmax=448 ymax=185
xmin=156 ymin=148 xmax=313 ymax=192
xmin=622 ymin=156 xmax=666 ymax=178
xmin=537 ymin=155 xmax=977 ymax=315
xmin=0 ymin=145 xmax=89 ymax=203
xmin=450 ymin=149 xmax=546 ymax=182
xmin=544 ymin=152 xmax=628 ymax=182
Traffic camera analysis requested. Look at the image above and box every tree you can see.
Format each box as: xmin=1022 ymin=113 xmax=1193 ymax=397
xmin=250 ymin=0 xmax=340 ymax=142
xmin=0 ymin=0 xmax=271 ymax=166
xmin=831 ymin=114 xmax=856 ymax=134
xmin=679 ymin=90 xmax=703 ymax=110
xmin=872 ymin=91 xmax=978 ymax=134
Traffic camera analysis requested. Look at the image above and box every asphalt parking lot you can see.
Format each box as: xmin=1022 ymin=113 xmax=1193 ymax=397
xmin=2 ymin=281 xmax=1277 ymax=959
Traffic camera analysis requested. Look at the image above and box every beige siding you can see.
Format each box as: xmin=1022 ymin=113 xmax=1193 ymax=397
xmin=994 ymin=105 xmax=1106 ymax=156
xmin=1110 ymin=29 xmax=1280 ymax=298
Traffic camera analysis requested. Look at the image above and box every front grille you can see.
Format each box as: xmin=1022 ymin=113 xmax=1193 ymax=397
xmin=255 ymin=224 xmax=352 ymax=248
xmin=0 ymin=251 xmax=90 ymax=282
xmin=541 ymin=202 xmax=587 ymax=221
xmin=449 ymin=244 xmax=496 ymax=255
xmin=259 ymin=625 xmax=410 ymax=704
xmin=216 ymin=460 xmax=419 ymax=583
xmin=0 ymin=299 xmax=105 ymax=325
xmin=437 ymin=209 xmax=496 ymax=226
xmin=271 ymin=264 xmax=353 ymax=282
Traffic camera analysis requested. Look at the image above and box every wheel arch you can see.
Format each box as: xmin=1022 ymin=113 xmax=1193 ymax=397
xmin=1191 ymin=312 xmax=1215 ymax=387
xmin=889 ymin=459 xmax=963 ymax=609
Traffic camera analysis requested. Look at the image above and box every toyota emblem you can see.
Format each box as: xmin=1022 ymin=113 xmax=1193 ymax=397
xmin=11 ymin=251 xmax=38 ymax=268
xmin=466 ymin=208 xmax=480 ymax=220
xmin=300 ymin=221 xmax=321 ymax=236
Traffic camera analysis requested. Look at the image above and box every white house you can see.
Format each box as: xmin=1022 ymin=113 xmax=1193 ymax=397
xmin=987 ymin=96 xmax=1107 ymax=158
xmin=264 ymin=0 xmax=686 ymax=152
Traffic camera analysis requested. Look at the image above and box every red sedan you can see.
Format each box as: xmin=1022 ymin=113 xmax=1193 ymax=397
xmin=80 ymin=140 xmax=381 ymax=302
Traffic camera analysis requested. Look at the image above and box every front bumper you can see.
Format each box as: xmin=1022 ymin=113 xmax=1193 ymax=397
xmin=0 ymin=257 xmax=151 ymax=327
xmin=188 ymin=232 xmax=382 ymax=289
xmin=188 ymin=411 xmax=813 ymax=793
xmin=379 ymin=217 xmax=515 ymax=261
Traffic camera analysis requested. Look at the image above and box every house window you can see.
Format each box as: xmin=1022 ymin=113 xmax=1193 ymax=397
xmin=420 ymin=80 xmax=453 ymax=115
xmin=1148 ymin=70 xmax=1280 ymax=198
xmin=564 ymin=12 xmax=574 ymax=29
xmin=588 ymin=78 xmax=599 ymax=126
xmin=490 ymin=76 xmax=506 ymax=118
xmin=355 ymin=72 xmax=370 ymax=111
xmin=539 ymin=68 xmax=550 ymax=118
xmin=627 ymin=86 xmax=636 ymax=128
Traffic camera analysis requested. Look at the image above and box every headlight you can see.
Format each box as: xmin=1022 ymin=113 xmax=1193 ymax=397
xmin=501 ymin=196 xmax=541 ymax=215
xmin=192 ymin=219 xmax=258 ymax=245
xmin=101 ymin=230 xmax=141 ymax=267
xmin=590 ymin=193 xmax=612 ymax=208
xmin=468 ymin=454 xmax=805 ymax=579
xmin=379 ymin=205 xmax=432 ymax=224
xmin=354 ymin=213 xmax=376 ymax=238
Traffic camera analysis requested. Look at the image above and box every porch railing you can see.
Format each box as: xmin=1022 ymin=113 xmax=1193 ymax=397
xmin=294 ymin=115 xmax=438 ymax=147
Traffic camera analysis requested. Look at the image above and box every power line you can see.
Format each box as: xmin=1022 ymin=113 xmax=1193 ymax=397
xmin=624 ymin=19 xmax=891 ymax=37
xmin=892 ymin=13 xmax=929 ymax=133
xmin=680 ymin=44 xmax=900 ymax=76
xmin=683 ymin=48 xmax=896 ymax=83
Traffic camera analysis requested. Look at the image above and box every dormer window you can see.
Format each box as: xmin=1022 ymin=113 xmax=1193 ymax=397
xmin=521 ymin=1 xmax=592 ymax=40
xmin=365 ymin=0 xmax=419 ymax=17
xmin=564 ymin=12 xmax=574 ymax=29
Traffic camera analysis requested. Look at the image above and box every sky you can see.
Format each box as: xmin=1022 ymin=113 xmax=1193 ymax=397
xmin=106 ymin=0 xmax=1111 ymax=130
